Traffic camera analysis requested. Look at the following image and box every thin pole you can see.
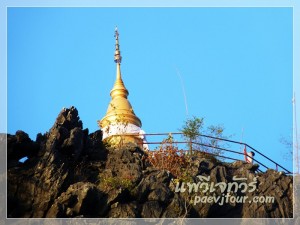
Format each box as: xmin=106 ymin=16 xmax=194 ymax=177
xmin=174 ymin=66 xmax=189 ymax=117
xmin=293 ymin=92 xmax=299 ymax=174
xmin=240 ymin=127 xmax=244 ymax=152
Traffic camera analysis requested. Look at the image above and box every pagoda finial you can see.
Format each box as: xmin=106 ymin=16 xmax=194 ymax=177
xmin=114 ymin=26 xmax=122 ymax=64
xmin=110 ymin=27 xmax=128 ymax=99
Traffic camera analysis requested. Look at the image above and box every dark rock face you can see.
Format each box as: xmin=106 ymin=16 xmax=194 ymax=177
xmin=108 ymin=202 xmax=139 ymax=218
xmin=7 ymin=106 xmax=293 ymax=218
xmin=46 ymin=182 xmax=107 ymax=218
xmin=7 ymin=106 xmax=107 ymax=218
xmin=104 ymin=146 xmax=144 ymax=184
xmin=7 ymin=130 xmax=39 ymax=168
xmin=131 ymin=169 xmax=173 ymax=203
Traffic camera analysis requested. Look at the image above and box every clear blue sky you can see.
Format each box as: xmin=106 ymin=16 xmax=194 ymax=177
xmin=7 ymin=7 xmax=293 ymax=171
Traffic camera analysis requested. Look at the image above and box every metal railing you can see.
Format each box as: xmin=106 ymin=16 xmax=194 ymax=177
xmin=110 ymin=132 xmax=292 ymax=174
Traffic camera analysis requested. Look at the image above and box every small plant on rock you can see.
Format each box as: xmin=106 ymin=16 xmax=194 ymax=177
xmin=180 ymin=116 xmax=227 ymax=156
xmin=145 ymin=134 xmax=188 ymax=178
xmin=98 ymin=176 xmax=134 ymax=192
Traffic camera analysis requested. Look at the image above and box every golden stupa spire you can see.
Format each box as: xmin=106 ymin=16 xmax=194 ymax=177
xmin=110 ymin=26 xmax=129 ymax=99
xmin=99 ymin=27 xmax=142 ymax=133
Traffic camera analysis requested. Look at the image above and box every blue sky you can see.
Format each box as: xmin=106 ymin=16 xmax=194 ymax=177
xmin=7 ymin=7 xmax=293 ymax=171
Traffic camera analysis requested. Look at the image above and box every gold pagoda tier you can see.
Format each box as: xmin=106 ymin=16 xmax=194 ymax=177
xmin=98 ymin=27 xmax=143 ymax=147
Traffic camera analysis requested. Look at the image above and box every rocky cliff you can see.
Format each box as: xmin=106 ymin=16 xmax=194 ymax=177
xmin=7 ymin=107 xmax=293 ymax=218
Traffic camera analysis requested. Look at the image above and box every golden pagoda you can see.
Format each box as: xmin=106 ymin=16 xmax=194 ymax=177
xmin=98 ymin=27 xmax=144 ymax=148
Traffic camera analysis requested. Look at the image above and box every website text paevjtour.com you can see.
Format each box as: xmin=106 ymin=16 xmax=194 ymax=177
xmin=192 ymin=193 xmax=274 ymax=206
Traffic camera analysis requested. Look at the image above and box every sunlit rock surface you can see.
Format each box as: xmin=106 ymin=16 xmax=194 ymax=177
xmin=6 ymin=107 xmax=293 ymax=218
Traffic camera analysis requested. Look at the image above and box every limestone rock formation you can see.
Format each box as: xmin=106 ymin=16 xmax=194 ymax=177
xmin=7 ymin=106 xmax=294 ymax=218
xmin=46 ymin=182 xmax=107 ymax=218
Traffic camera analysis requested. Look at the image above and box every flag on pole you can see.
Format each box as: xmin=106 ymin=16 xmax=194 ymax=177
xmin=244 ymin=145 xmax=248 ymax=162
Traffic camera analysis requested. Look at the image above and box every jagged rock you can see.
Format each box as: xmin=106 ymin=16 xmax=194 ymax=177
xmin=108 ymin=202 xmax=139 ymax=218
xmin=61 ymin=127 xmax=85 ymax=159
xmin=229 ymin=160 xmax=259 ymax=179
xmin=46 ymin=182 xmax=107 ymax=217
xmin=86 ymin=130 xmax=107 ymax=161
xmin=241 ymin=169 xmax=293 ymax=218
xmin=161 ymin=193 xmax=187 ymax=218
xmin=7 ymin=130 xmax=39 ymax=163
xmin=28 ymin=107 xmax=86 ymax=217
xmin=7 ymin=106 xmax=106 ymax=218
xmin=230 ymin=160 xmax=245 ymax=168
xmin=148 ymin=184 xmax=173 ymax=203
xmin=104 ymin=147 xmax=143 ymax=184
xmin=132 ymin=169 xmax=172 ymax=203
xmin=55 ymin=106 xmax=82 ymax=130
xmin=6 ymin=106 xmax=294 ymax=219
xmin=209 ymin=165 xmax=228 ymax=183
xmin=141 ymin=201 xmax=163 ymax=218
xmin=189 ymin=156 xmax=216 ymax=176
xmin=7 ymin=169 xmax=37 ymax=217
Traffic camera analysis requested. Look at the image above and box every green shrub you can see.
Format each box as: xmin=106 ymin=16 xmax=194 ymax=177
xmin=99 ymin=176 xmax=134 ymax=191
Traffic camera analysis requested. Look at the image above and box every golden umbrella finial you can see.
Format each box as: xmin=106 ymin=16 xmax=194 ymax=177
xmin=114 ymin=26 xmax=122 ymax=64
xmin=110 ymin=27 xmax=128 ymax=99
